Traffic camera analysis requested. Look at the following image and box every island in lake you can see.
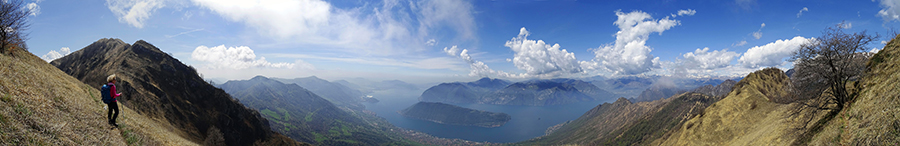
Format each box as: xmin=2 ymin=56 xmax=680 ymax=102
xmin=398 ymin=102 xmax=511 ymax=128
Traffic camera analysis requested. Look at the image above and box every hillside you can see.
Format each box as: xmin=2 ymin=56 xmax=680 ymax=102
xmin=399 ymin=102 xmax=511 ymax=128
xmin=484 ymin=79 xmax=615 ymax=106
xmin=655 ymin=68 xmax=833 ymax=145
xmin=631 ymin=85 xmax=685 ymax=102
xmin=419 ymin=77 xmax=507 ymax=104
xmin=0 ymin=43 xmax=199 ymax=145
xmin=807 ymin=34 xmax=900 ymax=145
xmin=50 ymin=38 xmax=303 ymax=146
xmin=220 ymin=76 xmax=415 ymax=145
xmin=274 ymin=76 xmax=366 ymax=110
xmin=520 ymin=77 xmax=736 ymax=145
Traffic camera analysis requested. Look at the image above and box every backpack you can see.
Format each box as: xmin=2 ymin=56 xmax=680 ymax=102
xmin=101 ymin=84 xmax=113 ymax=104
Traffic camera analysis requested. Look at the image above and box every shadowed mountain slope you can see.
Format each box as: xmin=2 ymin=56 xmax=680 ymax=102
xmin=274 ymin=76 xmax=366 ymax=110
xmin=51 ymin=38 xmax=303 ymax=146
xmin=221 ymin=76 xmax=414 ymax=145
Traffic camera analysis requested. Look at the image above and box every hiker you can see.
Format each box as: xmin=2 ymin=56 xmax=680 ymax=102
xmin=102 ymin=74 xmax=122 ymax=127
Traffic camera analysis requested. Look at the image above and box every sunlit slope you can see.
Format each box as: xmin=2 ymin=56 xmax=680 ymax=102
xmin=656 ymin=68 xmax=832 ymax=145
xmin=0 ymin=46 xmax=195 ymax=145
xmin=519 ymin=79 xmax=735 ymax=145
xmin=809 ymin=34 xmax=900 ymax=145
xmin=51 ymin=38 xmax=305 ymax=146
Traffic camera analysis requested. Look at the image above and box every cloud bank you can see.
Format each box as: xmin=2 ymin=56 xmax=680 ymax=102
xmin=191 ymin=45 xmax=296 ymax=69
xmin=505 ymin=27 xmax=583 ymax=75
xmin=738 ymin=36 xmax=811 ymax=68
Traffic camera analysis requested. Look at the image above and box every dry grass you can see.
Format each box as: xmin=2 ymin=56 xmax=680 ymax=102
xmin=0 ymin=48 xmax=196 ymax=145
xmin=656 ymin=68 xmax=834 ymax=145
xmin=809 ymin=33 xmax=900 ymax=145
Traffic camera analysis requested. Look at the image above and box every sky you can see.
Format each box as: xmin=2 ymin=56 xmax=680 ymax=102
xmin=26 ymin=0 xmax=900 ymax=84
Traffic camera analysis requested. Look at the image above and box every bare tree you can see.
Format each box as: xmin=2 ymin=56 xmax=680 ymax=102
xmin=0 ymin=0 xmax=31 ymax=54
xmin=791 ymin=22 xmax=877 ymax=109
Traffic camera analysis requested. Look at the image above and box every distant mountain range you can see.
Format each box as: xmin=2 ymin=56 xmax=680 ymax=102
xmin=220 ymin=76 xmax=409 ymax=145
xmin=588 ymin=75 xmax=741 ymax=102
xmin=273 ymin=76 xmax=366 ymax=110
xmin=420 ymin=77 xmax=617 ymax=106
xmin=335 ymin=78 xmax=421 ymax=94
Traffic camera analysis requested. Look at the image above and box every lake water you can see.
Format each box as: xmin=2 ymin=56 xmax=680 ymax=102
xmin=362 ymin=90 xmax=611 ymax=143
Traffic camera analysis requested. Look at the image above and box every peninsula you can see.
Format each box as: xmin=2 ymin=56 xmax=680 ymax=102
xmin=399 ymin=102 xmax=511 ymax=128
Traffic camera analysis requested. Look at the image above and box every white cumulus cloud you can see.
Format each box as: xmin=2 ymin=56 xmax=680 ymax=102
xmin=504 ymin=27 xmax=583 ymax=75
xmin=797 ymin=7 xmax=808 ymax=18
xmin=26 ymin=2 xmax=40 ymax=16
xmin=878 ymin=0 xmax=900 ymax=22
xmin=426 ymin=39 xmax=437 ymax=46
xmin=752 ymin=23 xmax=765 ymax=39
xmin=41 ymin=47 xmax=71 ymax=62
xmin=191 ymin=45 xmax=295 ymax=69
xmin=738 ymin=36 xmax=811 ymax=68
xmin=585 ymin=10 xmax=684 ymax=75
xmin=443 ymin=45 xmax=461 ymax=56
xmin=106 ymin=0 xmax=165 ymax=28
xmin=732 ymin=40 xmax=748 ymax=47
xmin=841 ymin=22 xmax=852 ymax=29
xmin=681 ymin=47 xmax=740 ymax=70
xmin=676 ymin=9 xmax=696 ymax=17
xmin=444 ymin=46 xmax=515 ymax=78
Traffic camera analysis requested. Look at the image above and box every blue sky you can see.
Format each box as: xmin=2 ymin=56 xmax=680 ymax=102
xmin=28 ymin=0 xmax=900 ymax=83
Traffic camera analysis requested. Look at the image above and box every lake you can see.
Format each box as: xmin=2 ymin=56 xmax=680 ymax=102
xmin=362 ymin=90 xmax=612 ymax=143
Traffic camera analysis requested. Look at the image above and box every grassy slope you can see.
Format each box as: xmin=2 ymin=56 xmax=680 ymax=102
xmin=51 ymin=39 xmax=306 ymax=146
xmin=519 ymin=97 xmax=664 ymax=145
xmin=809 ymin=34 xmax=900 ymax=145
xmin=0 ymin=48 xmax=196 ymax=145
xmin=655 ymin=68 xmax=833 ymax=145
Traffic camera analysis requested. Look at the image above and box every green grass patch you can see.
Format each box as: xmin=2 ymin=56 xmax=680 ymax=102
xmin=14 ymin=104 xmax=30 ymax=116
xmin=277 ymin=108 xmax=291 ymax=121
xmin=0 ymin=113 xmax=7 ymax=124
xmin=329 ymin=126 xmax=340 ymax=136
xmin=305 ymin=109 xmax=319 ymax=122
xmin=260 ymin=109 xmax=281 ymax=121
xmin=1 ymin=94 xmax=10 ymax=102
xmin=335 ymin=139 xmax=360 ymax=144
xmin=341 ymin=124 xmax=351 ymax=136
xmin=120 ymin=125 xmax=142 ymax=145
xmin=89 ymin=88 xmax=99 ymax=103
xmin=312 ymin=132 xmax=326 ymax=143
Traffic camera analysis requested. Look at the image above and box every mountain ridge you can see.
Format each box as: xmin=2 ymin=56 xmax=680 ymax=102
xmin=220 ymin=76 xmax=412 ymax=145
xmin=420 ymin=77 xmax=616 ymax=106
xmin=51 ymin=38 xmax=303 ymax=146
